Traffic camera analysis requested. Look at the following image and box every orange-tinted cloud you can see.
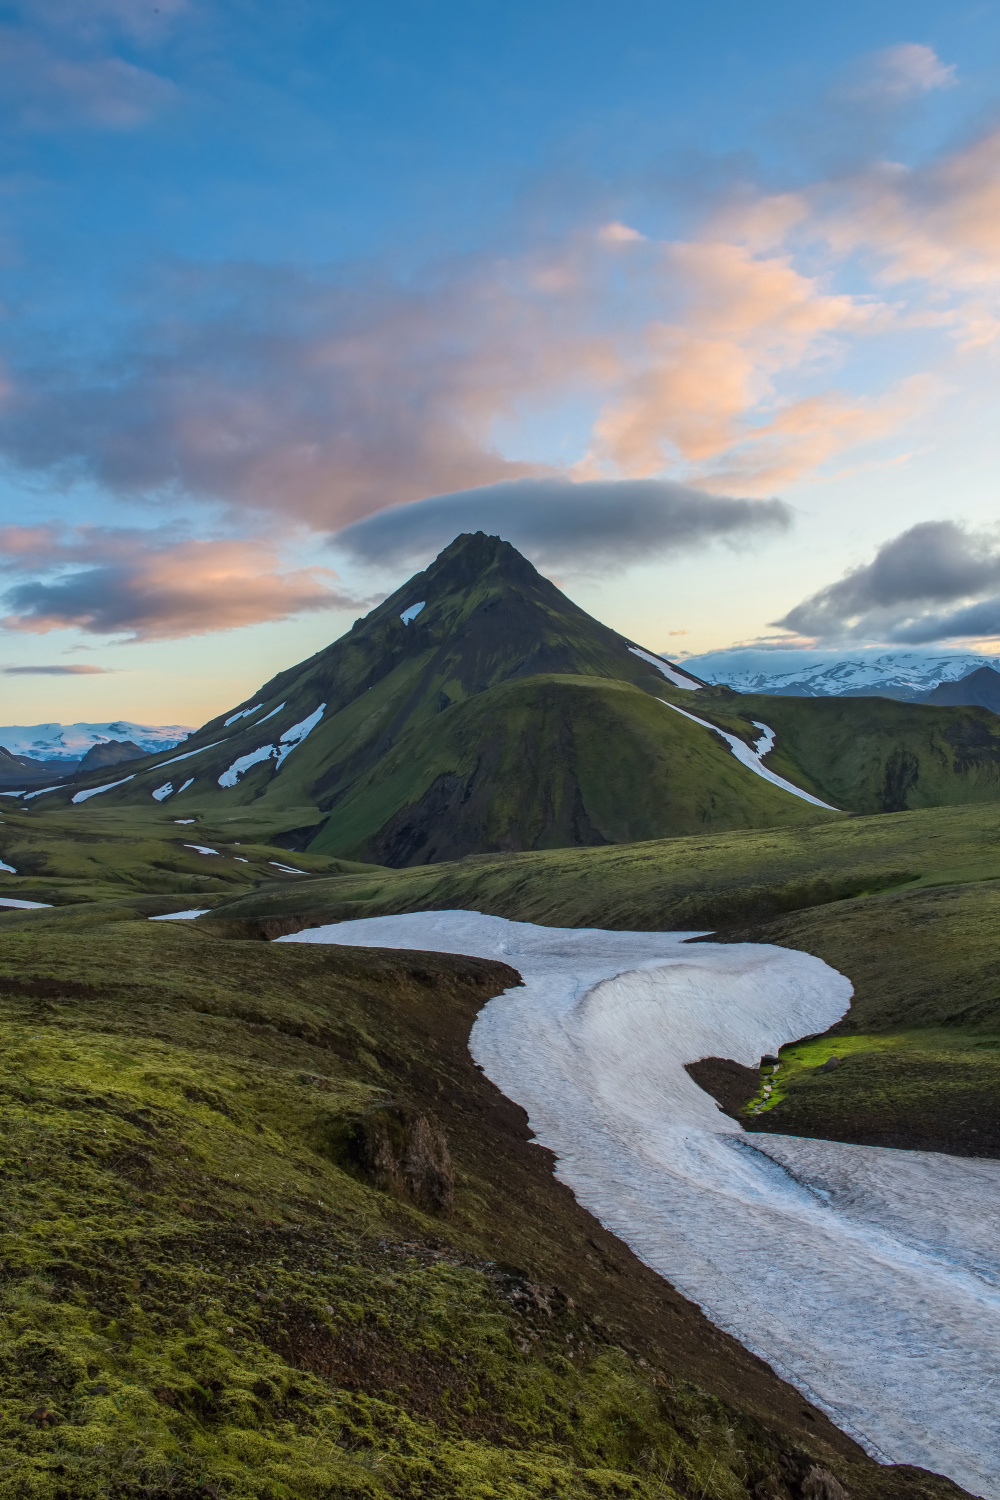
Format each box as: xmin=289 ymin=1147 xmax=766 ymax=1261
xmin=0 ymin=527 xmax=359 ymax=640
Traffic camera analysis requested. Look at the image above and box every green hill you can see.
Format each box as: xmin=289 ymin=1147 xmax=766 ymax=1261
xmin=18 ymin=531 xmax=1000 ymax=862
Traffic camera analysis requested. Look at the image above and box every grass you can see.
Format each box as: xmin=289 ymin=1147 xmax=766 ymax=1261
xmin=194 ymin=800 xmax=1000 ymax=933
xmin=0 ymin=907 xmax=919 ymax=1499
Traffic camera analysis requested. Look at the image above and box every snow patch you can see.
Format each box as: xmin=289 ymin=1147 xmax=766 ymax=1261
xmin=217 ymin=705 xmax=325 ymax=788
xmin=151 ymin=782 xmax=173 ymax=802
xmin=257 ymin=702 xmax=285 ymax=725
xmin=217 ymin=744 xmax=275 ymax=787
xmin=0 ymin=860 xmax=15 ymax=873
xmin=149 ymin=908 xmax=211 ymax=921
xmin=152 ymin=740 xmax=225 ymax=770
xmin=184 ymin=844 xmax=218 ymax=855
xmin=177 ymin=778 xmax=193 ymax=794
xmin=225 ymin=704 xmax=263 ymax=726
xmin=173 ymin=818 xmax=195 ymax=824
xmin=0 ymin=898 xmax=51 ymax=909
xmin=400 ymin=601 xmax=426 ymax=624
xmin=660 ymin=700 xmax=837 ymax=809
xmin=629 ymin=646 xmax=702 ymax=690
xmin=23 ymin=786 xmax=60 ymax=800
xmin=274 ymin=704 xmax=325 ymax=767
xmin=269 ymin=860 xmax=307 ymax=874
xmin=281 ymin=911 xmax=1000 ymax=1498
xmin=71 ymin=775 xmax=136 ymax=804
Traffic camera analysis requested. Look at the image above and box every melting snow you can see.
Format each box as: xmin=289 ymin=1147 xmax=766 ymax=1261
xmin=184 ymin=844 xmax=218 ymax=855
xmin=660 ymin=700 xmax=837 ymax=809
xmin=71 ymin=775 xmax=136 ymax=804
xmin=22 ymin=786 xmax=60 ymax=801
xmin=234 ymin=856 xmax=249 ymax=863
xmin=629 ymin=646 xmax=702 ymax=690
xmin=151 ymin=782 xmax=173 ymax=801
xmin=173 ymin=818 xmax=195 ymax=824
xmin=400 ymin=601 xmax=426 ymax=624
xmin=274 ymin=704 xmax=325 ymax=767
xmin=177 ymin=778 xmax=193 ymax=794
xmin=0 ymin=897 xmax=52 ymax=909
xmin=217 ymin=744 xmax=275 ymax=787
xmin=282 ymin=911 xmax=1000 ymax=1499
xmin=152 ymin=740 xmax=225 ymax=769
xmin=149 ymin=908 xmax=211 ymax=920
xmin=225 ymin=704 xmax=263 ymax=726
xmin=217 ymin=705 xmax=326 ymax=787
xmin=257 ymin=702 xmax=286 ymax=725
xmin=269 ymin=860 xmax=307 ymax=874
xmin=0 ymin=860 xmax=15 ymax=873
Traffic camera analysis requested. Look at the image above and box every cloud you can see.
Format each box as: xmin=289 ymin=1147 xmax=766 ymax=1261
xmin=332 ymin=477 xmax=792 ymax=570
xmin=775 ymin=521 xmax=1000 ymax=643
xmin=0 ymin=527 xmax=362 ymax=641
xmin=2 ymin=664 xmax=112 ymax=675
xmin=843 ymin=44 xmax=957 ymax=103
xmin=0 ymin=2 xmax=179 ymax=132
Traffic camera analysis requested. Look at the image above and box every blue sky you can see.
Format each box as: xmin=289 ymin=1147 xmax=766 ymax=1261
xmin=3 ymin=0 xmax=1000 ymax=724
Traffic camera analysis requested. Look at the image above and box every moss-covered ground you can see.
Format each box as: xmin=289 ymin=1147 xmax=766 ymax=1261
xmin=1 ymin=904 xmax=957 ymax=1499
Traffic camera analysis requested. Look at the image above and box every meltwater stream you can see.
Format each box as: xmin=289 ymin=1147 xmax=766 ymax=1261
xmin=280 ymin=912 xmax=1000 ymax=1498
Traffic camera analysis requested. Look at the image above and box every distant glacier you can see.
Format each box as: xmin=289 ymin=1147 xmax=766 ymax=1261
xmin=678 ymin=647 xmax=1000 ymax=699
xmin=0 ymin=720 xmax=193 ymax=762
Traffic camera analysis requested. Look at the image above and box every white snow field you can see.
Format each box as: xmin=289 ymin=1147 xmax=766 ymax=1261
xmin=628 ymin=645 xmax=703 ymax=689
xmin=281 ymin=912 xmax=1000 ymax=1499
xmin=659 ymin=700 xmax=839 ymax=810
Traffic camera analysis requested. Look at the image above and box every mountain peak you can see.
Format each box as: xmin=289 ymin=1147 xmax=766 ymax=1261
xmin=417 ymin=530 xmax=544 ymax=592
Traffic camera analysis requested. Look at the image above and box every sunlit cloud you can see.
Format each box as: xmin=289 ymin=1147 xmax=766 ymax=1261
xmin=0 ymin=527 xmax=362 ymax=641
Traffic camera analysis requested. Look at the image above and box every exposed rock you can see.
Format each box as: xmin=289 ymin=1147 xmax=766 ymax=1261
xmin=77 ymin=738 xmax=147 ymax=773
xmin=345 ymin=1101 xmax=455 ymax=1215
xmin=801 ymin=1465 xmax=850 ymax=1500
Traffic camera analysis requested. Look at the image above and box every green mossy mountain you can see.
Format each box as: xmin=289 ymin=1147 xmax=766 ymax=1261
xmin=28 ymin=531 xmax=1000 ymax=863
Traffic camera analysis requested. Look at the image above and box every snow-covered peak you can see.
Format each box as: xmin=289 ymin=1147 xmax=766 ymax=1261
xmin=679 ymin=649 xmax=1000 ymax=699
xmin=0 ymin=720 xmax=192 ymax=762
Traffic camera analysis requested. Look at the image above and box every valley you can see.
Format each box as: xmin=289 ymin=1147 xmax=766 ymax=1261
xmin=1 ymin=535 xmax=998 ymax=1498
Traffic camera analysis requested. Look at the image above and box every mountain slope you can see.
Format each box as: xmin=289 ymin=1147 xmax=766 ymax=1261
xmin=922 ymin=665 xmax=1000 ymax=711
xmin=23 ymin=531 xmax=1000 ymax=861
xmin=16 ymin=533 xmax=839 ymax=856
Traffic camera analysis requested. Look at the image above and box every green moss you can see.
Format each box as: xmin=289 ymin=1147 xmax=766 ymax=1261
xmin=0 ymin=919 xmax=848 ymax=1499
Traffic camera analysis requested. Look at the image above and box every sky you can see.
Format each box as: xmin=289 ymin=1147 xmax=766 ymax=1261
xmin=3 ymin=0 xmax=1000 ymax=725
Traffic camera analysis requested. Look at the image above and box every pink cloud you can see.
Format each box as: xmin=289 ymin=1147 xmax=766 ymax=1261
xmin=0 ymin=527 xmax=361 ymax=640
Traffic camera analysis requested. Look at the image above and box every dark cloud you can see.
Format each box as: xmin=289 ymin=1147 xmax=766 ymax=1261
xmin=0 ymin=526 xmax=363 ymax=641
xmin=776 ymin=521 xmax=1000 ymax=643
xmin=332 ymin=477 xmax=792 ymax=571
xmin=2 ymin=664 xmax=111 ymax=674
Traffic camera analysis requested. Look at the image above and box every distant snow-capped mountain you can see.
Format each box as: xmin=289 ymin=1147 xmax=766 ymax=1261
xmin=0 ymin=720 xmax=192 ymax=762
xmin=677 ymin=649 xmax=1000 ymax=700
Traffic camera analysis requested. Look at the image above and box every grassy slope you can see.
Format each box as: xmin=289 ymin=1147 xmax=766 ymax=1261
xmin=0 ymin=904 xmax=955 ymax=1500
xmin=690 ymin=692 xmax=1000 ymax=815
xmin=722 ymin=881 xmax=1000 ymax=1156
xmin=198 ymin=803 xmax=1000 ymax=1162
xmin=310 ymin=677 xmax=833 ymax=865
xmin=201 ymin=801 xmax=1000 ymax=932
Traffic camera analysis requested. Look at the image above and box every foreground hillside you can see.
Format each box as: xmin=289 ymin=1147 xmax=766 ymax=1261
xmin=12 ymin=532 xmax=1000 ymax=861
xmin=0 ymin=898 xmax=964 ymax=1500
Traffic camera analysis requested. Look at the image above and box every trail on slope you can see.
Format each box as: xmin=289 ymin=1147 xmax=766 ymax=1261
xmin=281 ymin=912 xmax=1000 ymax=1500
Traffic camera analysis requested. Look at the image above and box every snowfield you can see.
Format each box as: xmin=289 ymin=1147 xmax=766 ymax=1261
xmin=660 ymin=700 xmax=838 ymax=809
xmin=281 ymin=911 xmax=1000 ymax=1499
xmin=628 ymin=645 xmax=702 ymax=689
